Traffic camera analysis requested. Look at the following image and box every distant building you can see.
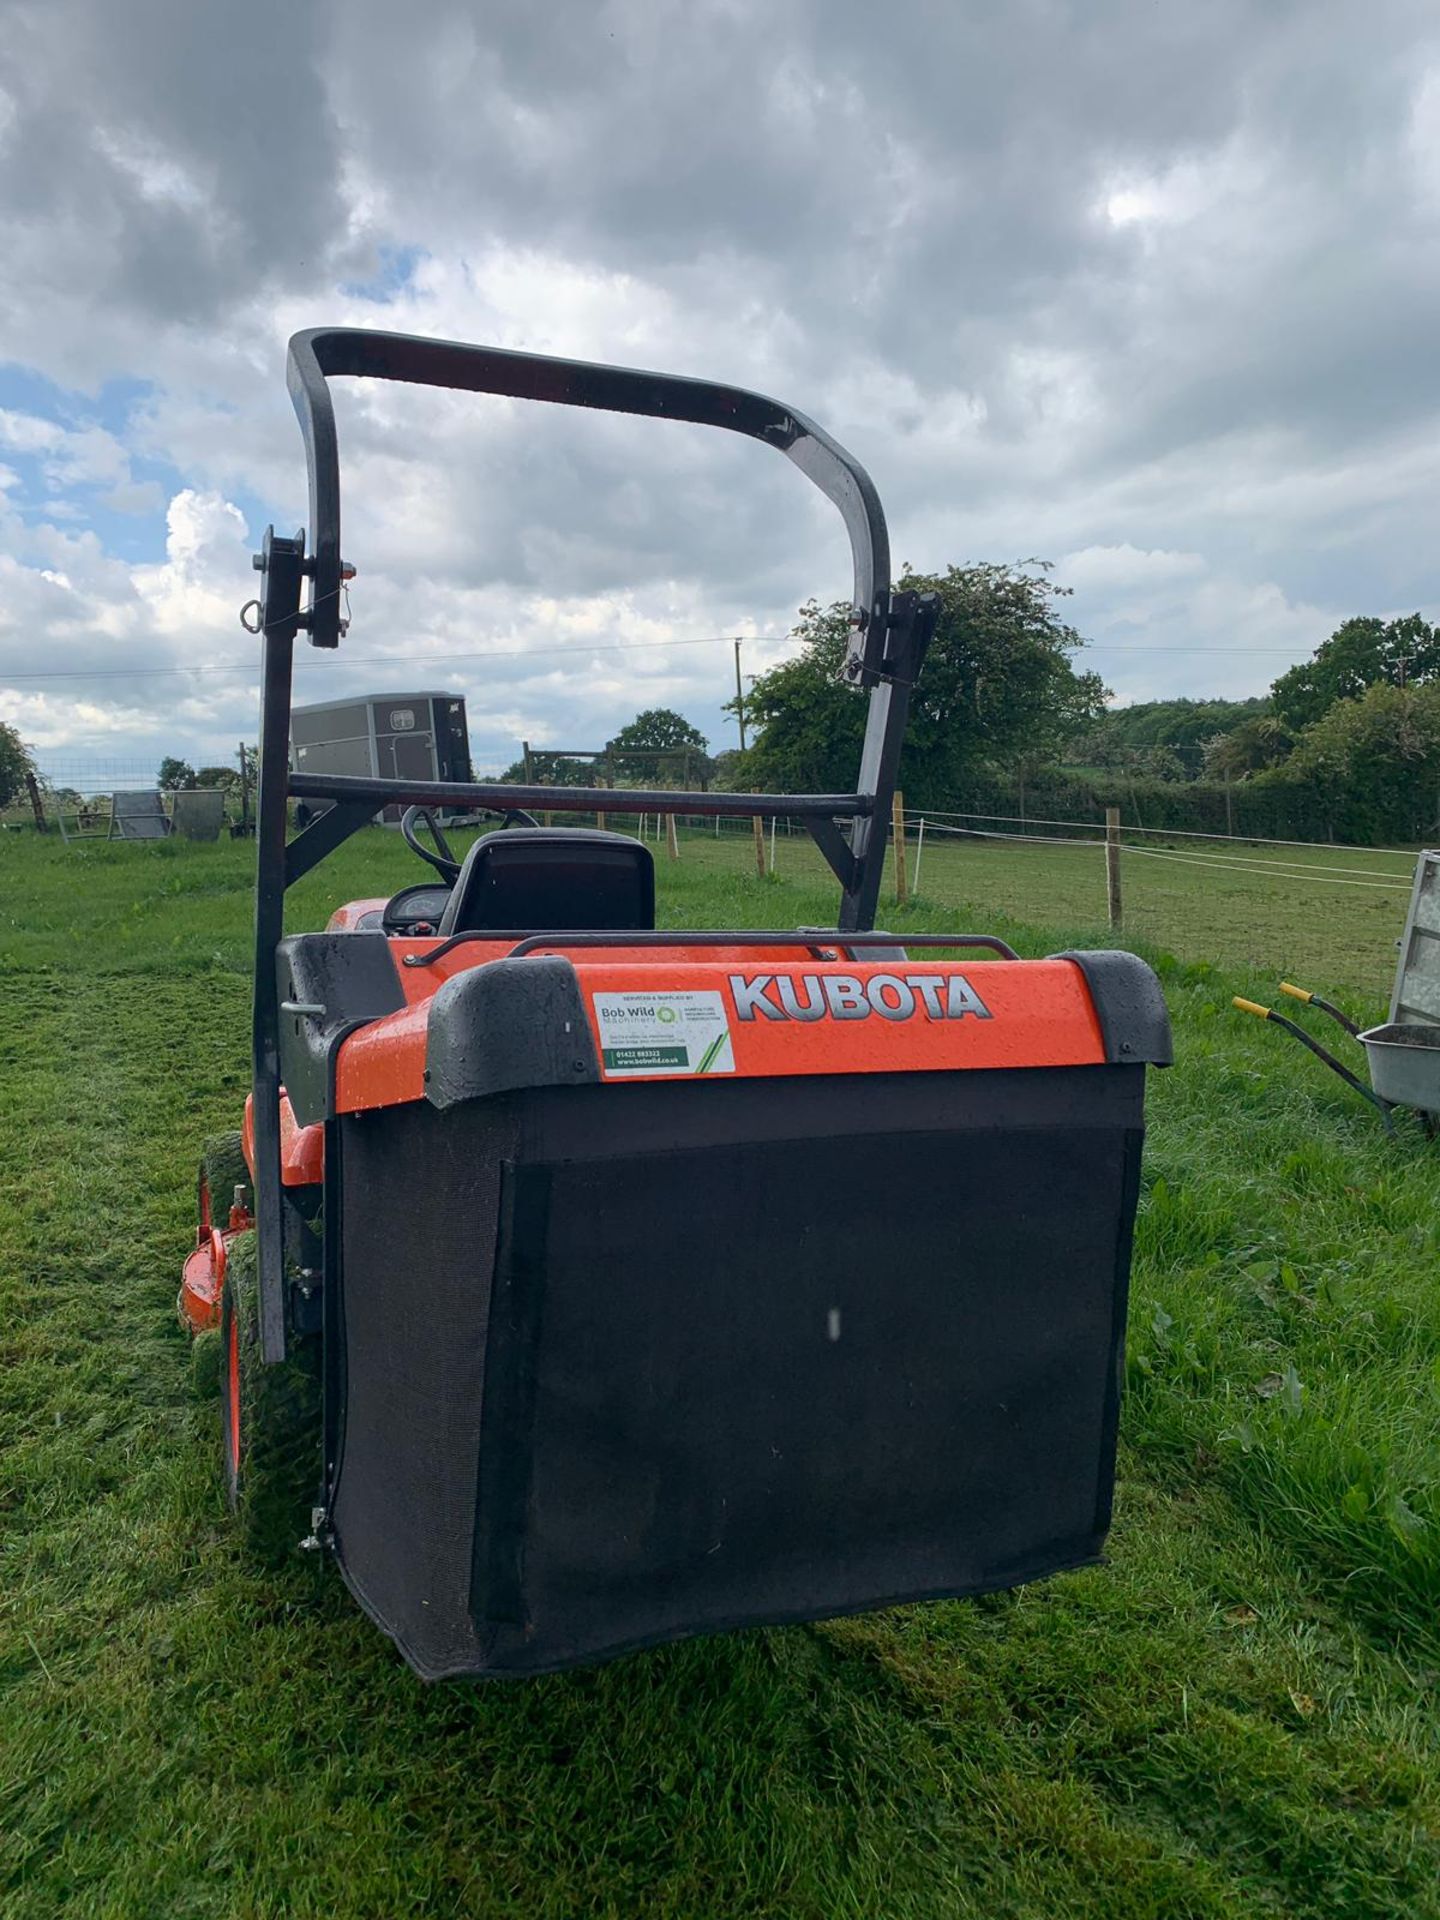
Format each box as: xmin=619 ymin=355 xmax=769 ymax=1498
xmin=290 ymin=692 xmax=471 ymax=820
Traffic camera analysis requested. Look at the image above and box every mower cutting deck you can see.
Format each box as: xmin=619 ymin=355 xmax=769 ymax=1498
xmin=181 ymin=327 xmax=1171 ymax=1678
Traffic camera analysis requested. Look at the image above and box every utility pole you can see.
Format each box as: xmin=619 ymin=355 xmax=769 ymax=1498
xmin=733 ymin=639 xmax=747 ymax=752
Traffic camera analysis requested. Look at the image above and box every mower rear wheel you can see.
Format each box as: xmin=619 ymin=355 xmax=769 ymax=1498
xmin=220 ymin=1231 xmax=323 ymax=1567
xmin=201 ymin=1130 xmax=252 ymax=1231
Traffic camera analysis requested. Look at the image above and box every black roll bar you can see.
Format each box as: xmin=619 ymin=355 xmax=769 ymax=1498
xmin=287 ymin=326 xmax=892 ymax=655
xmin=250 ymin=329 xmax=938 ymax=1360
xmin=288 ymin=771 xmax=868 ymax=818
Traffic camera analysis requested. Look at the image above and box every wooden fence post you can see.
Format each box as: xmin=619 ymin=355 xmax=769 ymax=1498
xmin=25 ymin=770 xmax=47 ymax=833
xmin=666 ymin=812 xmax=680 ymax=860
xmin=753 ymin=814 xmax=767 ymax=878
xmin=1106 ymin=807 xmax=1122 ymax=929
xmin=892 ymin=788 xmax=908 ymax=904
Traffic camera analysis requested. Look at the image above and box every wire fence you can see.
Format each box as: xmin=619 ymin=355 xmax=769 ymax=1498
xmin=31 ymin=758 xmax=172 ymax=798
xmin=905 ymin=807 xmax=1427 ymax=861
xmin=888 ymin=807 xmax=1423 ymax=1002
xmin=4 ymin=771 xmax=1424 ymax=1002
xmin=904 ymin=815 xmax=1418 ymax=892
xmin=527 ymin=806 xmax=1425 ymax=1002
xmin=626 ymin=804 xmax=1426 ymax=1002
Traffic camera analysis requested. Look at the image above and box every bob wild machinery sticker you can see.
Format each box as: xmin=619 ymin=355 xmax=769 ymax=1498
xmin=592 ymin=990 xmax=737 ymax=1077
xmin=590 ymin=971 xmax=995 ymax=1080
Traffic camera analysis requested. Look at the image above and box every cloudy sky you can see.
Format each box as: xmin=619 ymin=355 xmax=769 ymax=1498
xmin=3 ymin=0 xmax=1439 ymax=783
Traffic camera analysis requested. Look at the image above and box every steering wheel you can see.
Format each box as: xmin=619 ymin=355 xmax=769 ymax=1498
xmin=400 ymin=803 xmax=540 ymax=883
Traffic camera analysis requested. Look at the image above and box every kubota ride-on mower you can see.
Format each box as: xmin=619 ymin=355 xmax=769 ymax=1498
xmin=179 ymin=328 xmax=1171 ymax=1679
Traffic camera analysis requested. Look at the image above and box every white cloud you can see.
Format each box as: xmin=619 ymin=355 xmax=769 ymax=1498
xmin=0 ymin=410 xmax=65 ymax=455
xmin=1060 ymin=546 xmax=1337 ymax=705
xmin=2 ymin=0 xmax=1440 ymax=773
xmin=1062 ymin=545 xmax=1207 ymax=591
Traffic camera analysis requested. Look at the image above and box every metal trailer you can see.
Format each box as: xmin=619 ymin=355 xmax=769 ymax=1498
xmin=178 ymin=326 xmax=1172 ymax=1679
xmin=290 ymin=691 xmax=472 ymax=821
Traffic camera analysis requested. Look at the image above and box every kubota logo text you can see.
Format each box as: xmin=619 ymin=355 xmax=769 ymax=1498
xmin=728 ymin=973 xmax=992 ymax=1022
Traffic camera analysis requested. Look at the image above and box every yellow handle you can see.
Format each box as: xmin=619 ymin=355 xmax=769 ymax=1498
xmin=1232 ymin=996 xmax=1272 ymax=1019
xmin=1278 ymin=982 xmax=1312 ymax=1003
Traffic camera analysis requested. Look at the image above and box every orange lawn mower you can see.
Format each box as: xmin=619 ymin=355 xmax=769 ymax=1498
xmin=179 ymin=328 xmax=1172 ymax=1678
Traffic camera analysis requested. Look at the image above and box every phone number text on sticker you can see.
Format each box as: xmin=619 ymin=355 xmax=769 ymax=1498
xmin=593 ymin=990 xmax=735 ymax=1077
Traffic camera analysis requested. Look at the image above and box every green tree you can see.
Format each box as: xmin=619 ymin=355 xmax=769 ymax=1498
xmin=1271 ymin=615 xmax=1440 ymax=731
xmin=1202 ymin=714 xmax=1295 ymax=780
xmin=194 ymin=765 xmax=238 ymax=790
xmin=157 ymin=756 xmax=196 ymax=790
xmin=1278 ymin=681 xmax=1440 ymax=843
xmin=0 ymin=722 xmax=35 ymax=810
xmin=499 ymin=753 xmax=604 ymax=787
xmin=707 ymin=748 xmax=744 ymax=791
xmin=1140 ymin=745 xmax=1187 ymax=783
xmin=1076 ymin=697 xmax=1267 ymax=769
xmin=605 ymin=709 xmax=709 ymax=786
xmin=736 ymin=563 xmax=1106 ymax=808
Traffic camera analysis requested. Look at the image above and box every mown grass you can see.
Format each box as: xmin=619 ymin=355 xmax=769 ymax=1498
xmin=2 ymin=826 xmax=1439 ymax=1918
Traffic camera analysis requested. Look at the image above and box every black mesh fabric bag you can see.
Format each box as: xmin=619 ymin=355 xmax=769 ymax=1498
xmin=331 ymin=1065 xmax=1143 ymax=1680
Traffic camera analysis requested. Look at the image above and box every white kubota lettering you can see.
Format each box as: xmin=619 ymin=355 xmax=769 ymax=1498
xmin=947 ymin=976 xmax=992 ymax=1019
xmin=728 ymin=971 xmax=993 ymax=1022
xmin=776 ymin=974 xmax=827 ymax=1021
xmin=730 ymin=973 xmax=784 ymax=1020
xmin=865 ymin=973 xmax=915 ymax=1019
xmin=823 ymin=975 xmax=869 ymax=1019
xmin=911 ymin=975 xmax=947 ymax=1019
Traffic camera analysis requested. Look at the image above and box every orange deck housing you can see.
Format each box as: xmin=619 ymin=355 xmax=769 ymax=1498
xmin=242 ymin=1088 xmax=326 ymax=1187
xmin=332 ymin=944 xmax=1108 ymax=1115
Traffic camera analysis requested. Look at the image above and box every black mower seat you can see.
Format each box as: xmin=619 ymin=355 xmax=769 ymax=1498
xmin=436 ymin=827 xmax=655 ymax=937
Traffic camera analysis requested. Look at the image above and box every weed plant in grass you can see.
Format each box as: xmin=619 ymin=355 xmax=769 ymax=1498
xmin=2 ymin=827 xmax=1439 ymax=1918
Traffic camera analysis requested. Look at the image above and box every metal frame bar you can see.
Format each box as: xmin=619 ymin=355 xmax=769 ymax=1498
xmin=405 ymin=928 xmax=1021 ymax=970
xmin=251 ymin=327 xmax=936 ymax=1360
xmin=1390 ymin=849 xmax=1440 ymax=1027
xmin=286 ymin=327 xmax=891 ymax=654
xmin=253 ymin=528 xmax=306 ymax=1361
xmin=288 ymin=771 xmax=866 ymax=821
xmin=284 ymin=799 xmax=380 ymax=887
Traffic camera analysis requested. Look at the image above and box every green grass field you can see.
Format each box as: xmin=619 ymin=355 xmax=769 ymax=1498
xmin=3 ymin=826 xmax=1438 ymax=1918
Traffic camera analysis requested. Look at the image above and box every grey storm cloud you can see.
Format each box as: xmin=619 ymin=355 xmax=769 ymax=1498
xmin=0 ymin=0 xmax=346 ymax=336
xmin=1 ymin=0 xmax=1439 ymax=763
